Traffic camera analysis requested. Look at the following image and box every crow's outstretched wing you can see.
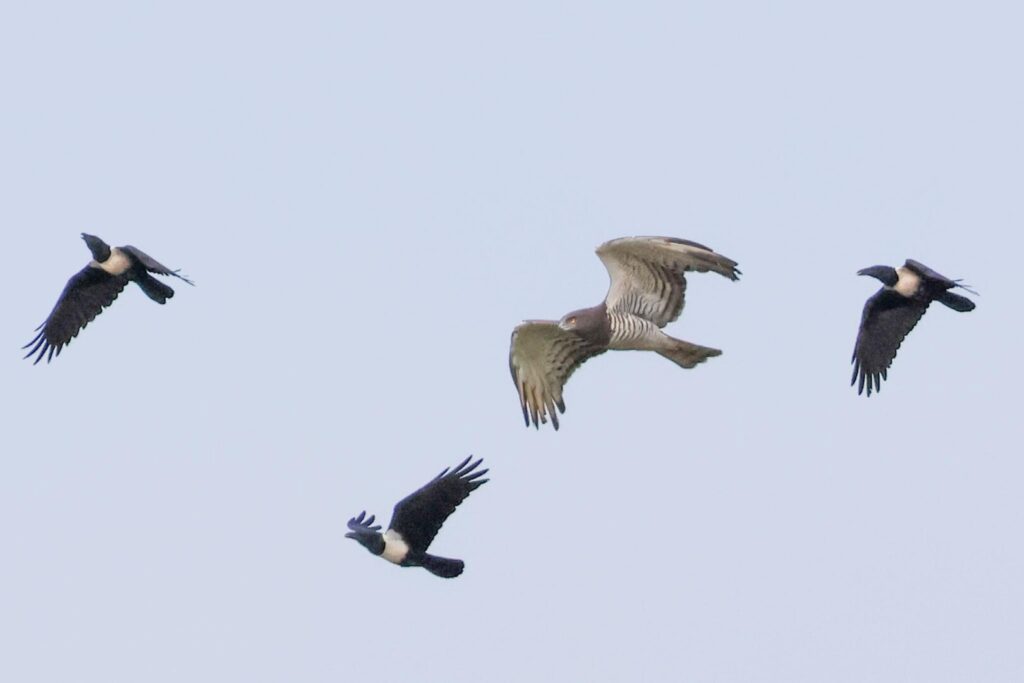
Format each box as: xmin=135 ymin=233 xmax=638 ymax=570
xmin=346 ymin=511 xmax=382 ymax=533
xmin=23 ymin=266 xmax=129 ymax=364
xmin=389 ymin=457 xmax=488 ymax=553
xmin=851 ymin=289 xmax=929 ymax=396
xmin=122 ymin=245 xmax=194 ymax=285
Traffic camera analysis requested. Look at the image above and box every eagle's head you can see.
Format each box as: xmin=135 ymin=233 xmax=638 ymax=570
xmin=559 ymin=304 xmax=611 ymax=345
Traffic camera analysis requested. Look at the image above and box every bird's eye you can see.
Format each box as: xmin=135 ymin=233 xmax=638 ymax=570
xmin=569 ymin=317 xmax=577 ymax=325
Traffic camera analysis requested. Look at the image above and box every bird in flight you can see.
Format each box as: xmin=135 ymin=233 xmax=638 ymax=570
xmin=24 ymin=233 xmax=194 ymax=364
xmin=509 ymin=236 xmax=740 ymax=429
xmin=345 ymin=456 xmax=488 ymax=578
xmin=851 ymin=258 xmax=976 ymax=396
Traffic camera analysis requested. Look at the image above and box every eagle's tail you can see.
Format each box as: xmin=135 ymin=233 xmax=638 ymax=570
xmin=657 ymin=338 xmax=722 ymax=369
xmin=420 ymin=554 xmax=464 ymax=579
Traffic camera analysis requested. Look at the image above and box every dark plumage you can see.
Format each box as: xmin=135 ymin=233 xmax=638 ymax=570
xmin=852 ymin=258 xmax=976 ymax=396
xmin=23 ymin=233 xmax=193 ymax=364
xmin=346 ymin=456 xmax=488 ymax=579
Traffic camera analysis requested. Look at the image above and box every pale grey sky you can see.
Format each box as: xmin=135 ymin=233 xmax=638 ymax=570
xmin=1 ymin=2 xmax=1022 ymax=681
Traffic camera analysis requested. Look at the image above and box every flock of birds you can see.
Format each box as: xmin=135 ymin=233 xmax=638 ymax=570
xmin=24 ymin=233 xmax=977 ymax=577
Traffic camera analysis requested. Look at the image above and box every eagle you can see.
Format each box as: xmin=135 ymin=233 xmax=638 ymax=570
xmin=345 ymin=456 xmax=488 ymax=579
xmin=851 ymin=259 xmax=976 ymax=396
xmin=509 ymin=236 xmax=740 ymax=429
xmin=24 ymin=233 xmax=194 ymax=364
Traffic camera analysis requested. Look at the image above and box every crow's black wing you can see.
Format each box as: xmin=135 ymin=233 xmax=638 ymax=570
xmin=346 ymin=511 xmax=382 ymax=533
xmin=388 ymin=457 xmax=488 ymax=553
xmin=851 ymin=289 xmax=929 ymax=396
xmin=904 ymin=259 xmax=956 ymax=287
xmin=122 ymin=245 xmax=194 ymax=285
xmin=23 ymin=266 xmax=130 ymax=364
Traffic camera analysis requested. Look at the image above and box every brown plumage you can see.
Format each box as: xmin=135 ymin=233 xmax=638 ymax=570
xmin=509 ymin=236 xmax=740 ymax=429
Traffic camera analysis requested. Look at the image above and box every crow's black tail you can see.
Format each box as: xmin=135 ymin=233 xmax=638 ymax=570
xmin=134 ymin=273 xmax=176 ymax=304
xmin=938 ymin=290 xmax=975 ymax=312
xmin=420 ymin=554 xmax=465 ymax=579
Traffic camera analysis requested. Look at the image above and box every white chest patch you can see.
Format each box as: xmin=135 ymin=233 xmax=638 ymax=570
xmin=381 ymin=529 xmax=410 ymax=564
xmin=893 ymin=267 xmax=921 ymax=297
xmin=95 ymin=247 xmax=133 ymax=276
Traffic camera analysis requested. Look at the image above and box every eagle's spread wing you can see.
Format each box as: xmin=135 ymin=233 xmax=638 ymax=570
xmin=851 ymin=289 xmax=930 ymax=396
xmin=596 ymin=236 xmax=740 ymax=327
xmin=122 ymin=245 xmax=194 ymax=285
xmin=389 ymin=457 xmax=488 ymax=554
xmin=23 ymin=266 xmax=130 ymax=364
xmin=509 ymin=320 xmax=607 ymax=430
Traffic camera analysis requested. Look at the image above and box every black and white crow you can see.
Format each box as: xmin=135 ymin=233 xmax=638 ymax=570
xmin=24 ymin=233 xmax=194 ymax=364
xmin=345 ymin=456 xmax=488 ymax=579
xmin=852 ymin=259 xmax=976 ymax=396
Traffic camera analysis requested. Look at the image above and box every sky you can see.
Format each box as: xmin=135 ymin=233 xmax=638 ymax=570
xmin=1 ymin=2 xmax=1022 ymax=681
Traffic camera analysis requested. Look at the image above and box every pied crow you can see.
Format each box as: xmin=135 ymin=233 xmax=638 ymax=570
xmin=346 ymin=456 xmax=488 ymax=578
xmin=24 ymin=233 xmax=194 ymax=364
xmin=852 ymin=258 xmax=976 ymax=396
